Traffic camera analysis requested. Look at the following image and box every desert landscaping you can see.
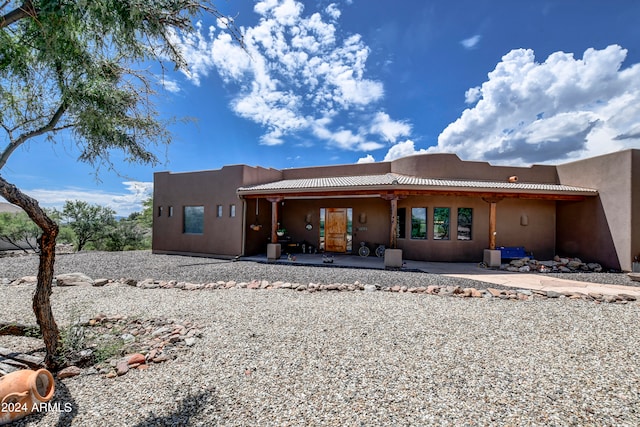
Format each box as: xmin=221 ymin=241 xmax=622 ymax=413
xmin=1 ymin=251 xmax=639 ymax=426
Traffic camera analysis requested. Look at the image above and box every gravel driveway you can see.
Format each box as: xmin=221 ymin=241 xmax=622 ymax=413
xmin=1 ymin=251 xmax=639 ymax=426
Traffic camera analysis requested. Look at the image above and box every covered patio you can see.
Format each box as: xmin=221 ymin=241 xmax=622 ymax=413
xmin=237 ymin=172 xmax=598 ymax=263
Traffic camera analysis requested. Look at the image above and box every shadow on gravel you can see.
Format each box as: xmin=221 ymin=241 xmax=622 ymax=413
xmin=133 ymin=389 xmax=219 ymax=427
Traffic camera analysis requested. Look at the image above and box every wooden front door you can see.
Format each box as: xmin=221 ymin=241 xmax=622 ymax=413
xmin=325 ymin=208 xmax=347 ymax=252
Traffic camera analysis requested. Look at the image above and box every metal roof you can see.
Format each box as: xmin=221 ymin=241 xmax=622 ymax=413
xmin=237 ymin=173 xmax=598 ymax=196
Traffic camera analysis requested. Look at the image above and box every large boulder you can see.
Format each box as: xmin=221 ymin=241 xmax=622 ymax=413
xmin=55 ymin=272 xmax=94 ymax=286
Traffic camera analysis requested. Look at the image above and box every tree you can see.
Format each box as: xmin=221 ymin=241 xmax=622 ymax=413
xmin=62 ymin=200 xmax=116 ymax=251
xmin=0 ymin=211 xmax=39 ymax=252
xmin=102 ymin=218 xmax=150 ymax=251
xmin=136 ymin=197 xmax=154 ymax=229
xmin=0 ymin=1 xmax=241 ymax=369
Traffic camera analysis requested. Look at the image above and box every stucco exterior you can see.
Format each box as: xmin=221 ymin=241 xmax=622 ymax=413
xmin=556 ymin=149 xmax=639 ymax=271
xmin=153 ymin=149 xmax=638 ymax=271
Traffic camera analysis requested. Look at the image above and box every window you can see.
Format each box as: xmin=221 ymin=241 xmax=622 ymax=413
xmin=230 ymin=204 xmax=236 ymax=218
xmin=411 ymin=208 xmax=427 ymax=239
xmin=157 ymin=206 xmax=163 ymax=217
xmin=216 ymin=205 xmax=223 ymax=218
xmin=168 ymin=206 xmax=174 ymax=217
xmin=433 ymin=207 xmax=450 ymax=240
xmin=183 ymin=206 xmax=204 ymax=234
xmin=397 ymin=207 xmax=406 ymax=239
xmin=457 ymin=208 xmax=473 ymax=240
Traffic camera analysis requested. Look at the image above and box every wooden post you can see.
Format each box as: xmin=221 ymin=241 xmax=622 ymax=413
xmin=489 ymin=201 xmax=496 ymax=250
xmin=267 ymin=197 xmax=282 ymax=243
xmin=390 ymin=197 xmax=398 ymax=249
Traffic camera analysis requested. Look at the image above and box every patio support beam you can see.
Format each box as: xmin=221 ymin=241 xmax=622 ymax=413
xmin=267 ymin=197 xmax=282 ymax=243
xmin=380 ymin=193 xmax=401 ymax=249
xmin=390 ymin=197 xmax=398 ymax=249
xmin=482 ymin=197 xmax=503 ymax=250
xmin=489 ymin=202 xmax=496 ymax=250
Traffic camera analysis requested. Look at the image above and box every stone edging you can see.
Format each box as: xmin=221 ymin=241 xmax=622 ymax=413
xmin=3 ymin=273 xmax=637 ymax=305
xmin=128 ymin=278 xmax=637 ymax=304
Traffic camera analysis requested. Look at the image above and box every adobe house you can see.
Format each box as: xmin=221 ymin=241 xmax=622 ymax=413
xmin=152 ymin=149 xmax=639 ymax=271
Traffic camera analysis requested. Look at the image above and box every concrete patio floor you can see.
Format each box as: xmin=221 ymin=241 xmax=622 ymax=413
xmin=242 ymin=252 xmax=640 ymax=298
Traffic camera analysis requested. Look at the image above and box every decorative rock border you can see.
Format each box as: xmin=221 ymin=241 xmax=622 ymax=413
xmin=125 ymin=278 xmax=637 ymax=304
xmin=500 ymin=256 xmax=603 ymax=273
xmin=3 ymin=274 xmax=638 ymax=306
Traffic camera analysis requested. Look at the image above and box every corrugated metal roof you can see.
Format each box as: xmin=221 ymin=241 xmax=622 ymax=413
xmin=237 ymin=173 xmax=597 ymax=195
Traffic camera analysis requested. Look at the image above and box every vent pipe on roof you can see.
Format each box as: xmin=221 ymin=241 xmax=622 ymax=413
xmin=508 ymin=176 xmax=518 ymax=183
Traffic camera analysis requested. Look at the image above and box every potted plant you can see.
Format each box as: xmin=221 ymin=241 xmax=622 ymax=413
xmin=277 ymin=228 xmax=286 ymax=237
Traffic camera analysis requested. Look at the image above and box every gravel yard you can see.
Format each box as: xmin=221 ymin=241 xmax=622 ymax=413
xmin=1 ymin=251 xmax=639 ymax=426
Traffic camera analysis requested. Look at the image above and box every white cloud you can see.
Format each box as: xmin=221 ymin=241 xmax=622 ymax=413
xmin=383 ymin=140 xmax=427 ymax=161
xmin=464 ymin=86 xmax=481 ymax=104
xmin=311 ymin=118 xmax=384 ymax=151
xmin=168 ymin=0 xmax=408 ymax=152
xmin=433 ymin=45 xmax=640 ymax=165
xmin=461 ymin=35 xmax=481 ymax=49
xmin=165 ymin=22 xmax=217 ymax=86
xmin=24 ymin=181 xmax=153 ymax=217
xmin=356 ymin=154 xmax=375 ymax=163
xmin=369 ymin=112 xmax=412 ymax=143
xmin=325 ymin=3 xmax=341 ymax=20
xmin=158 ymin=77 xmax=181 ymax=94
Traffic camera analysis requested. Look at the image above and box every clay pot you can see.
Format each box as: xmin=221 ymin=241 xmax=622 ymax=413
xmin=0 ymin=369 xmax=55 ymax=425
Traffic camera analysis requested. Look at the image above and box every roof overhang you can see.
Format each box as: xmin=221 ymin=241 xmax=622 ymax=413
xmin=237 ymin=173 xmax=598 ymax=201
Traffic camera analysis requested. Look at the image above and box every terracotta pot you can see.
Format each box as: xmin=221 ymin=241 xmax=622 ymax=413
xmin=0 ymin=369 xmax=55 ymax=425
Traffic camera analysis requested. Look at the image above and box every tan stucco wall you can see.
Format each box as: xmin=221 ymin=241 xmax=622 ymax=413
xmin=282 ymin=162 xmax=390 ymax=179
xmin=556 ymin=149 xmax=636 ymax=270
xmin=391 ymin=153 xmax=559 ymax=183
xmin=278 ymin=153 xmax=560 ymax=182
xmin=153 ymin=165 xmax=282 ymax=257
xmin=633 ymin=150 xmax=640 ymax=267
xmin=397 ymin=195 xmax=556 ymax=262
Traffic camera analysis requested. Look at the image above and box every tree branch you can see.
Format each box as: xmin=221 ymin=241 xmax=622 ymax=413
xmin=0 ymin=0 xmax=35 ymax=28
xmin=0 ymin=102 xmax=68 ymax=169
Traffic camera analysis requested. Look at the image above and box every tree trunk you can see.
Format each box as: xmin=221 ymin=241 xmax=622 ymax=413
xmin=0 ymin=175 xmax=61 ymax=370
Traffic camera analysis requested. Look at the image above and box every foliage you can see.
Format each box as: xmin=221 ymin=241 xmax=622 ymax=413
xmin=62 ymin=200 xmax=116 ymax=251
xmin=0 ymin=0 xmax=241 ymax=172
xmin=101 ymin=217 xmax=151 ymax=251
xmin=0 ymin=211 xmax=40 ymax=252
xmin=136 ymin=197 xmax=154 ymax=229
xmin=0 ymin=200 xmax=152 ymax=252
xmin=59 ymin=312 xmax=126 ymax=367
xmin=0 ymin=208 xmax=75 ymax=251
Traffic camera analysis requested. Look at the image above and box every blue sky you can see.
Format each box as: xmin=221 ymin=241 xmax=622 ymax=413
xmin=3 ymin=0 xmax=640 ymax=215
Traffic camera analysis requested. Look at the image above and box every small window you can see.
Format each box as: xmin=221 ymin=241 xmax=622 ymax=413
xmin=168 ymin=206 xmax=174 ymax=217
xmin=157 ymin=206 xmax=163 ymax=217
xmin=433 ymin=207 xmax=450 ymax=240
xmin=184 ymin=206 xmax=204 ymax=234
xmin=411 ymin=208 xmax=427 ymax=239
xmin=230 ymin=204 xmax=236 ymax=218
xmin=457 ymin=208 xmax=473 ymax=240
xmin=216 ymin=205 xmax=223 ymax=218
xmin=397 ymin=207 xmax=406 ymax=239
